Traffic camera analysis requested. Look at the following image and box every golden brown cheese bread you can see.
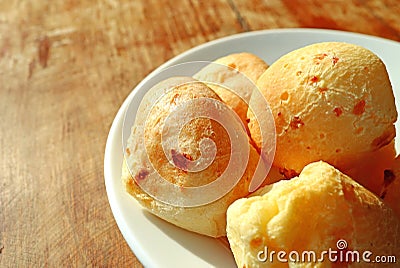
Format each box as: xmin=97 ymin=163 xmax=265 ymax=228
xmin=194 ymin=52 xmax=268 ymax=126
xmin=226 ymin=161 xmax=400 ymax=267
xmin=123 ymin=77 xmax=272 ymax=237
xmin=248 ymin=42 xmax=397 ymax=175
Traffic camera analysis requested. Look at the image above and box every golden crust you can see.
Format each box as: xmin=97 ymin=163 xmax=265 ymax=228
xmin=123 ymin=78 xmax=270 ymax=237
xmin=248 ymin=42 xmax=397 ymax=173
xmin=214 ymin=52 xmax=269 ymax=84
xmin=194 ymin=52 xmax=268 ymax=125
xmin=226 ymin=161 xmax=400 ymax=268
xmin=142 ymin=81 xmax=231 ymax=187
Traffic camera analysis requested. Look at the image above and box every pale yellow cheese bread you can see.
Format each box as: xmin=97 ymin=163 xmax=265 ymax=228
xmin=226 ymin=161 xmax=400 ymax=267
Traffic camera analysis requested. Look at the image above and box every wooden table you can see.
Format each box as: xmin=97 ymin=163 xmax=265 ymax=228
xmin=1 ymin=0 xmax=399 ymax=266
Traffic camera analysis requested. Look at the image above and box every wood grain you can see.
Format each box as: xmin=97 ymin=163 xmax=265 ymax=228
xmin=1 ymin=0 xmax=399 ymax=267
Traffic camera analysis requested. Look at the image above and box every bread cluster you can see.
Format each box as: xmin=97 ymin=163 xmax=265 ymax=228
xmin=122 ymin=43 xmax=400 ymax=266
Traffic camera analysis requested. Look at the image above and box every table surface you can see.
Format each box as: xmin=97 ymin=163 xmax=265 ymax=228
xmin=1 ymin=0 xmax=400 ymax=266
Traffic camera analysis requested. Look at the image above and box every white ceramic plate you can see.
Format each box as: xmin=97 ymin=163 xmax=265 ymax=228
xmin=104 ymin=28 xmax=400 ymax=268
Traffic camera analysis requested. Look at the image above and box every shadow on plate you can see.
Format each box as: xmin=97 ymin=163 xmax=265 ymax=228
xmin=142 ymin=210 xmax=236 ymax=267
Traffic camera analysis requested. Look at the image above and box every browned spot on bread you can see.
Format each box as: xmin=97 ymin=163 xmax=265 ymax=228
xmin=309 ymin=75 xmax=319 ymax=83
xmin=126 ymin=147 xmax=131 ymax=156
xmin=313 ymin=53 xmax=328 ymax=64
xmin=228 ymin=63 xmax=236 ymax=69
xmin=355 ymin=127 xmax=364 ymax=134
xmin=249 ymin=237 xmax=263 ymax=249
xmin=353 ymin=100 xmax=366 ymax=115
xmin=182 ymin=153 xmax=193 ymax=161
xmin=171 ymin=93 xmax=179 ymax=105
xmin=280 ymin=91 xmax=289 ymax=101
xmin=171 ymin=149 xmax=192 ymax=170
xmin=290 ymin=116 xmax=304 ymax=129
xmin=319 ymin=87 xmax=328 ymax=94
xmin=135 ymin=169 xmax=149 ymax=181
xmin=279 ymin=167 xmax=299 ymax=179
